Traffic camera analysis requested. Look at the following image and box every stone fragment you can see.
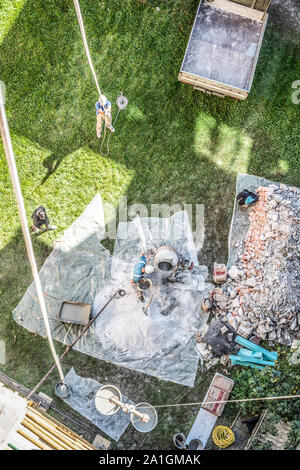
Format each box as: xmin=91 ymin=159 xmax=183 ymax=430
xmin=220 ymin=326 xmax=229 ymax=335
xmin=228 ymin=266 xmax=244 ymax=280
xmin=268 ymin=330 xmax=277 ymax=341
xmin=220 ymin=355 xmax=229 ymax=366
xmin=246 ymin=277 xmax=257 ymax=288
xmin=228 ymin=316 xmax=239 ymax=330
xmin=205 ymin=357 xmax=219 ymax=370
xmin=227 ymin=333 xmax=234 ymax=342
xmin=196 ymin=342 xmax=213 ymax=361
xmin=237 ymin=323 xmax=253 ymax=338
xmin=229 ymin=289 xmax=237 ymax=299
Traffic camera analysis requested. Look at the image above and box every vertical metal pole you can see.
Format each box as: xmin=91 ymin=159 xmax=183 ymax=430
xmin=0 ymin=87 xmax=66 ymax=386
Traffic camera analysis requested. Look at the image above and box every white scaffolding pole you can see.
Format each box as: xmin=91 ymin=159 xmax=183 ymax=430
xmin=0 ymin=88 xmax=66 ymax=387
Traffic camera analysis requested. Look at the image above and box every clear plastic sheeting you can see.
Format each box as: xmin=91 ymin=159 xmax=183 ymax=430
xmin=13 ymin=194 xmax=212 ymax=387
xmin=112 ymin=211 xmax=199 ymax=271
xmin=61 ymin=368 xmax=134 ymax=441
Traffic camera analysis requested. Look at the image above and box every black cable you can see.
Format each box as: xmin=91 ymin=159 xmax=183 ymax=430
xmin=49 ymin=404 xmax=99 ymax=437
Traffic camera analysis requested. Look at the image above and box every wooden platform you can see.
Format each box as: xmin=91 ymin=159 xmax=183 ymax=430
xmin=0 ymin=371 xmax=51 ymax=410
xmin=207 ymin=0 xmax=265 ymax=22
xmin=179 ymin=0 xmax=268 ymax=99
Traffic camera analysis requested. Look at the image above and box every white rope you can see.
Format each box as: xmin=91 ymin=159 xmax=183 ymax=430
xmin=99 ymin=94 xmax=128 ymax=155
xmin=0 ymin=89 xmax=65 ymax=386
xmin=151 ymin=394 xmax=300 ymax=409
xmin=97 ymin=388 xmax=300 ymax=410
xmin=73 ymin=0 xmax=103 ymax=104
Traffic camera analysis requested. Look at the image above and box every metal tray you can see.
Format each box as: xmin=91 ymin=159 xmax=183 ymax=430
xmin=58 ymin=301 xmax=92 ymax=326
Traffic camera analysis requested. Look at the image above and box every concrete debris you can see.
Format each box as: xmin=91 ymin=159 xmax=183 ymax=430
xmin=228 ymin=333 xmax=234 ymax=342
xmin=200 ymin=318 xmax=239 ymax=358
xmin=213 ymin=184 xmax=300 ymax=346
xmin=220 ymin=354 xmax=230 ymax=366
xmin=289 ymin=340 xmax=300 ymax=365
xmin=196 ymin=341 xmax=213 ymax=362
xmin=205 ymin=357 xmax=219 ymax=370
xmin=228 ymin=266 xmax=244 ymax=280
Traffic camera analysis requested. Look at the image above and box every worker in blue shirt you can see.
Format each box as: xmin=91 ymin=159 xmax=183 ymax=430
xmin=131 ymin=253 xmax=147 ymax=284
xmin=95 ymin=94 xmax=115 ymax=138
xmin=237 ymin=189 xmax=259 ymax=206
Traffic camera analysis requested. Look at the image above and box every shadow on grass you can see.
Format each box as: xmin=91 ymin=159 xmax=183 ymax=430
xmin=0 ymin=228 xmax=62 ymax=385
xmin=1 ymin=1 xmax=299 ymax=191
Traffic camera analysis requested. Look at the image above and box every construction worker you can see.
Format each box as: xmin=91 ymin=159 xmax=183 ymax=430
xmin=95 ymin=94 xmax=115 ymax=138
xmin=31 ymin=207 xmax=57 ymax=234
xmin=237 ymin=189 xmax=259 ymax=206
xmin=130 ymin=253 xmax=147 ymax=284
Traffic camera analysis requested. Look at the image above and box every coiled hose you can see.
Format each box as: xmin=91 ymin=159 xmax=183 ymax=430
xmin=212 ymin=426 xmax=235 ymax=448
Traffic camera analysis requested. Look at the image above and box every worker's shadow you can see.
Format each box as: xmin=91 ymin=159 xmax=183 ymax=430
xmin=41 ymin=152 xmax=65 ymax=184
xmin=39 ymin=126 xmax=93 ymax=184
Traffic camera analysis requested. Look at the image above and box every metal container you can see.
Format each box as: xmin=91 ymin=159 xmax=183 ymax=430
xmin=58 ymin=301 xmax=92 ymax=326
xmin=154 ymin=246 xmax=179 ymax=276
xmin=138 ymin=278 xmax=152 ymax=292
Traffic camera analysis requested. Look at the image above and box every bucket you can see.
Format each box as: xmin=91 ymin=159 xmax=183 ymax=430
xmin=138 ymin=278 xmax=152 ymax=291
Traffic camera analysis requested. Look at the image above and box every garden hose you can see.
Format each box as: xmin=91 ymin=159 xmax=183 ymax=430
xmin=212 ymin=426 xmax=235 ymax=448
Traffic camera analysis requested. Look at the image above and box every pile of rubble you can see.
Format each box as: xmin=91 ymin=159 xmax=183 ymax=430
xmin=212 ymin=183 xmax=300 ymax=346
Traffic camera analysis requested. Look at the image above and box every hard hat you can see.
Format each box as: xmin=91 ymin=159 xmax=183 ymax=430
xmin=145 ymin=265 xmax=154 ymax=274
xmin=99 ymin=94 xmax=107 ymax=105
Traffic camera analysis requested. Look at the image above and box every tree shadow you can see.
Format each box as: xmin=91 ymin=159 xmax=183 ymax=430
xmin=1 ymin=0 xmax=298 ymax=266
xmin=0 ymin=228 xmax=64 ymax=385
xmin=0 ymin=0 xmax=98 ymax=180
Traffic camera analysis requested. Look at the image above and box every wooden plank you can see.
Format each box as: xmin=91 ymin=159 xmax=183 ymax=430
xmin=231 ymin=359 xmax=265 ymax=369
xmin=179 ymin=71 xmax=248 ymax=96
xmin=178 ymin=72 xmax=248 ymax=100
xmin=0 ymin=371 xmax=51 ymax=410
xmin=230 ymin=355 xmax=275 ymax=366
xmin=26 ymin=404 xmax=95 ymax=450
xmin=246 ymin=13 xmax=268 ymax=90
xmin=244 ymin=410 xmax=268 ymax=450
xmin=235 ymin=336 xmax=278 ymax=361
xmin=205 ymin=0 xmax=265 ymax=21
xmin=186 ymin=373 xmax=234 ymax=448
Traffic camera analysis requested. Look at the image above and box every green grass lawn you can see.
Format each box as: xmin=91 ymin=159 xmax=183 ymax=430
xmin=0 ymin=0 xmax=300 ymax=449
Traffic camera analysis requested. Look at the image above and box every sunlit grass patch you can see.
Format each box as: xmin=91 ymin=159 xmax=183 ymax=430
xmin=194 ymin=113 xmax=253 ymax=173
xmin=0 ymin=0 xmax=28 ymax=45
